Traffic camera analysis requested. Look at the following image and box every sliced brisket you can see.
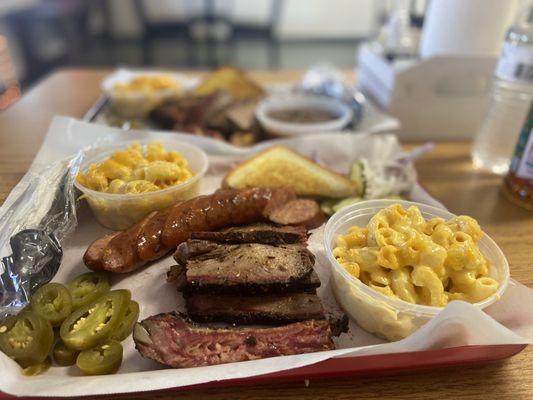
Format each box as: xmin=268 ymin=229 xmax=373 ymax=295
xmin=186 ymin=292 xmax=325 ymax=325
xmin=173 ymin=240 xmax=317 ymax=294
xmin=167 ymin=264 xmax=187 ymax=291
xmin=190 ymin=223 xmax=308 ymax=245
xmin=168 ymin=263 xmax=320 ymax=293
xmin=134 ymin=313 xmax=334 ymax=368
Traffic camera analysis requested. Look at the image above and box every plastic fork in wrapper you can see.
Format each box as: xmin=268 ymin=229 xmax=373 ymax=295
xmin=0 ymin=155 xmax=81 ymax=319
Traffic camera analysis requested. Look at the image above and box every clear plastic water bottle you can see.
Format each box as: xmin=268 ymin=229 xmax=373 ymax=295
xmin=472 ymin=2 xmax=533 ymax=175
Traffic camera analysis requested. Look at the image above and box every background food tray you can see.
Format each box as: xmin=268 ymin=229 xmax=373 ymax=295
xmin=81 ymin=83 xmax=401 ymax=137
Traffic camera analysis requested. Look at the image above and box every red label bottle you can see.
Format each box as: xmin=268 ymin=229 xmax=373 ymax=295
xmin=503 ymin=102 xmax=533 ymax=210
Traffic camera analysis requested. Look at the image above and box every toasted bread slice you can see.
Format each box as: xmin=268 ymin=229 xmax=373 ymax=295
xmin=193 ymin=67 xmax=264 ymax=100
xmin=222 ymin=146 xmax=359 ymax=198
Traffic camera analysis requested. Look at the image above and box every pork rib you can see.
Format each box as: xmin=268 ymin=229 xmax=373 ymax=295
xmin=133 ymin=313 xmax=334 ymax=368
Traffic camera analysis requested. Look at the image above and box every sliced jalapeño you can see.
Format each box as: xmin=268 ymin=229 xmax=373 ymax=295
xmin=30 ymin=282 xmax=72 ymax=327
xmin=0 ymin=311 xmax=54 ymax=368
xmin=67 ymin=272 xmax=110 ymax=310
xmin=76 ymin=340 xmax=123 ymax=375
xmin=59 ymin=290 xmax=130 ymax=351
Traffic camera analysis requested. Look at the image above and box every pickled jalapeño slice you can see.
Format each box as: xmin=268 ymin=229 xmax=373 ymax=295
xmin=0 ymin=311 xmax=54 ymax=368
xmin=30 ymin=282 xmax=72 ymax=327
xmin=111 ymin=300 xmax=140 ymax=342
xmin=60 ymin=290 xmax=130 ymax=351
xmin=67 ymin=272 xmax=110 ymax=310
xmin=76 ymin=340 xmax=123 ymax=375
xmin=52 ymin=340 xmax=79 ymax=366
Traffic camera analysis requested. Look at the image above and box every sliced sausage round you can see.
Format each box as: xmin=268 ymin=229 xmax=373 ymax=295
xmin=268 ymin=199 xmax=325 ymax=230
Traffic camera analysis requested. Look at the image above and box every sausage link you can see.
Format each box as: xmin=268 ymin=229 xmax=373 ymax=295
xmin=137 ymin=209 xmax=172 ymax=261
xmin=83 ymin=232 xmax=121 ymax=271
xmin=84 ymin=188 xmax=297 ymax=273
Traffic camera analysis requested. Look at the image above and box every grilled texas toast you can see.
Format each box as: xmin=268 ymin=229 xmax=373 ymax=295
xmin=222 ymin=146 xmax=359 ymax=198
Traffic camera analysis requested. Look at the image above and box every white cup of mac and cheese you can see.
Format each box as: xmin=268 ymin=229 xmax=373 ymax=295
xmin=75 ymin=140 xmax=208 ymax=231
xmin=102 ymin=70 xmax=195 ymax=118
xmin=324 ymin=199 xmax=510 ymax=341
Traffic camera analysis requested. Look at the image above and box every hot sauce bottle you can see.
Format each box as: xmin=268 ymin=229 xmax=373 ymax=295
xmin=503 ymin=102 xmax=533 ymax=210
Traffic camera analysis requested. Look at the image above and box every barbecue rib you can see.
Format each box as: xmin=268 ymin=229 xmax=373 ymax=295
xmin=133 ymin=313 xmax=334 ymax=368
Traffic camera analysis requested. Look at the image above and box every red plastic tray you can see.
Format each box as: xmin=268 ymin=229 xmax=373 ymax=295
xmin=0 ymin=344 xmax=527 ymax=399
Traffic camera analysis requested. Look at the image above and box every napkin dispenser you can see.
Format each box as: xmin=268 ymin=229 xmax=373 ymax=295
xmin=357 ymin=43 xmax=497 ymax=140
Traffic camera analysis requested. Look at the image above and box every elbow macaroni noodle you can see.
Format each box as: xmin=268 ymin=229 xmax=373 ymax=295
xmin=77 ymin=142 xmax=194 ymax=194
xmin=333 ymin=204 xmax=499 ymax=307
xmin=113 ymin=75 xmax=180 ymax=94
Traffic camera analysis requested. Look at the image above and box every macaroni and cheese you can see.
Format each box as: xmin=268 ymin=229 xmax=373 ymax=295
xmin=77 ymin=142 xmax=194 ymax=194
xmin=333 ymin=204 xmax=498 ymax=307
xmin=113 ymin=75 xmax=180 ymax=94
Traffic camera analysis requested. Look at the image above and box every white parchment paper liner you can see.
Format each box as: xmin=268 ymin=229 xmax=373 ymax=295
xmin=0 ymin=117 xmax=531 ymax=397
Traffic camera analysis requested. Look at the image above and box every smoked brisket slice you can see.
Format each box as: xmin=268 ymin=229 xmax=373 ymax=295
xmin=186 ymin=292 xmax=325 ymax=325
xmin=168 ymin=264 xmax=320 ymax=294
xmin=133 ymin=313 xmax=334 ymax=368
xmin=190 ymin=223 xmax=308 ymax=245
xmin=174 ymin=240 xmax=317 ymax=294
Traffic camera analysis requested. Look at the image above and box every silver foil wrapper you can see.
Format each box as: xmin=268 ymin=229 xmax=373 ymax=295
xmin=0 ymin=155 xmax=81 ymax=319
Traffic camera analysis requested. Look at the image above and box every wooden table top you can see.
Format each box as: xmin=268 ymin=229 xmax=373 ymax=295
xmin=0 ymin=69 xmax=531 ymax=399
